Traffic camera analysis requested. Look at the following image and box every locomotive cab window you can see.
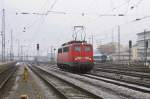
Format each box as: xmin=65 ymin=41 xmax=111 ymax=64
xmin=85 ymin=46 xmax=91 ymax=52
xmin=58 ymin=48 xmax=62 ymax=53
xmin=74 ymin=46 xmax=81 ymax=52
xmin=63 ymin=47 xmax=69 ymax=52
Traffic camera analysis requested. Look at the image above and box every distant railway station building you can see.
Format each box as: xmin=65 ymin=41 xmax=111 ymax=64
xmin=137 ymin=31 xmax=150 ymax=61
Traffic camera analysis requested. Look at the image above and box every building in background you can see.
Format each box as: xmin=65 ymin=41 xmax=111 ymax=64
xmin=97 ymin=42 xmax=118 ymax=55
xmin=132 ymin=44 xmax=138 ymax=61
xmin=97 ymin=42 xmax=128 ymax=61
xmin=34 ymin=56 xmax=50 ymax=62
xmin=137 ymin=31 xmax=150 ymax=61
xmin=110 ymin=52 xmax=130 ymax=62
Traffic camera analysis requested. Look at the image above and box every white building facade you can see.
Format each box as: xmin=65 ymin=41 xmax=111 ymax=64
xmin=137 ymin=31 xmax=150 ymax=61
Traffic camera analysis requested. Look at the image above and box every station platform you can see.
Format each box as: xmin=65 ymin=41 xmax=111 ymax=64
xmin=1 ymin=65 xmax=47 ymax=99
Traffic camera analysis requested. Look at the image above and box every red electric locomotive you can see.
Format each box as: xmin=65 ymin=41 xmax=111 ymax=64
xmin=57 ymin=40 xmax=94 ymax=73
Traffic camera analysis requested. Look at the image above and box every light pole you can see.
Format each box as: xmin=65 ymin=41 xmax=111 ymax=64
xmin=20 ymin=45 xmax=23 ymax=62
xmin=118 ymin=25 xmax=120 ymax=62
xmin=1 ymin=9 xmax=6 ymax=62
xmin=50 ymin=46 xmax=53 ymax=62
xmin=10 ymin=29 xmax=13 ymax=61
xmin=16 ymin=39 xmax=20 ymax=61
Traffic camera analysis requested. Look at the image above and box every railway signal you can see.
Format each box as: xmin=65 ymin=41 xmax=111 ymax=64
xmin=129 ymin=40 xmax=132 ymax=48
xmin=146 ymin=40 xmax=148 ymax=49
xmin=145 ymin=40 xmax=148 ymax=66
xmin=36 ymin=44 xmax=40 ymax=65
xmin=36 ymin=44 xmax=39 ymax=51
xmin=129 ymin=40 xmax=132 ymax=66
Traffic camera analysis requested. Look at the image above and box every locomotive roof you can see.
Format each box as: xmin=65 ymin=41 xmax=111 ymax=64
xmin=62 ymin=40 xmax=87 ymax=46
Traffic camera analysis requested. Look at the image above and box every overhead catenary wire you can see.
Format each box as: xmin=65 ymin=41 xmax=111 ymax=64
xmin=46 ymin=0 xmax=59 ymax=15
xmin=124 ymin=0 xmax=132 ymax=14
xmin=24 ymin=0 xmax=145 ymax=51
xmin=28 ymin=0 xmax=59 ymax=38
xmin=24 ymin=0 xmax=60 ymax=55
xmin=133 ymin=0 xmax=144 ymax=8
xmin=84 ymin=0 xmax=146 ymax=30
xmin=13 ymin=0 xmax=52 ymax=40
xmin=21 ymin=0 xmax=52 ymax=30
xmin=29 ymin=0 xmax=59 ymax=39
xmin=82 ymin=0 xmax=130 ymax=27
xmin=9 ymin=0 xmax=148 ymax=56
xmin=15 ymin=0 xmax=53 ymax=56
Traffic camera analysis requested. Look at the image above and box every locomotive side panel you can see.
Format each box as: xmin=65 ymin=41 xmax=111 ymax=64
xmin=57 ymin=46 xmax=73 ymax=65
xmin=61 ymin=46 xmax=72 ymax=65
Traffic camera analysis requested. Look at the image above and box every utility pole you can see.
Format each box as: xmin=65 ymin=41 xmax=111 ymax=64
xmin=17 ymin=39 xmax=20 ymax=61
xmin=10 ymin=29 xmax=13 ymax=61
xmin=51 ymin=46 xmax=53 ymax=62
xmin=21 ymin=45 xmax=23 ymax=61
xmin=53 ymin=48 xmax=56 ymax=63
xmin=6 ymin=47 xmax=8 ymax=61
xmin=118 ymin=25 xmax=120 ymax=62
xmin=26 ymin=53 xmax=28 ymax=61
xmin=88 ymin=37 xmax=91 ymax=44
xmin=145 ymin=40 xmax=148 ymax=66
xmin=112 ymin=32 xmax=114 ymax=43
xmin=144 ymin=30 xmax=146 ymax=66
xmin=92 ymin=34 xmax=93 ymax=46
xmin=1 ymin=9 xmax=6 ymax=62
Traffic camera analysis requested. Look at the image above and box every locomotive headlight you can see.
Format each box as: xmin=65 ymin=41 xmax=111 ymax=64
xmin=74 ymin=58 xmax=78 ymax=60
xmin=75 ymin=57 xmax=82 ymax=60
xmin=85 ymin=57 xmax=92 ymax=60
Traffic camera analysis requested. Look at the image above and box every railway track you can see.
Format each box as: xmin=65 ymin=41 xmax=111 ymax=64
xmin=38 ymin=65 xmax=150 ymax=99
xmin=40 ymin=64 xmax=150 ymax=90
xmin=94 ymin=68 xmax=150 ymax=79
xmin=82 ymin=74 xmax=150 ymax=93
xmin=92 ymin=67 xmax=150 ymax=87
xmin=0 ymin=65 xmax=17 ymax=89
xmin=29 ymin=65 xmax=102 ymax=99
xmin=48 ymin=66 xmax=150 ymax=93
xmin=94 ymin=63 xmax=150 ymax=73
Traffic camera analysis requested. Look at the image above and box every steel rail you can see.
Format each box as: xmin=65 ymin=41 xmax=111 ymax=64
xmin=29 ymin=66 xmax=68 ymax=99
xmin=93 ymin=68 xmax=150 ymax=87
xmin=82 ymin=74 xmax=150 ymax=93
xmin=0 ymin=66 xmax=17 ymax=89
xmin=29 ymin=65 xmax=102 ymax=99
xmin=95 ymin=68 xmax=150 ymax=78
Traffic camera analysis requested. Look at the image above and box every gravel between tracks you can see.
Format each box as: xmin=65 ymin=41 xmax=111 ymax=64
xmin=42 ymin=65 xmax=150 ymax=99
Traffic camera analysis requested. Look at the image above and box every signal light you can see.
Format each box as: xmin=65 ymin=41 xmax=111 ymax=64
xmin=146 ymin=40 xmax=148 ymax=48
xmin=129 ymin=40 xmax=132 ymax=48
xmin=37 ymin=44 xmax=39 ymax=50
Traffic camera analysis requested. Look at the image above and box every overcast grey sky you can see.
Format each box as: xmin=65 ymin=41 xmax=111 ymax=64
xmin=0 ymin=0 xmax=150 ymax=55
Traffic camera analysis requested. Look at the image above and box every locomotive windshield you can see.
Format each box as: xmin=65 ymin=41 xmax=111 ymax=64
xmin=85 ymin=46 xmax=91 ymax=52
xmin=74 ymin=46 xmax=81 ymax=52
